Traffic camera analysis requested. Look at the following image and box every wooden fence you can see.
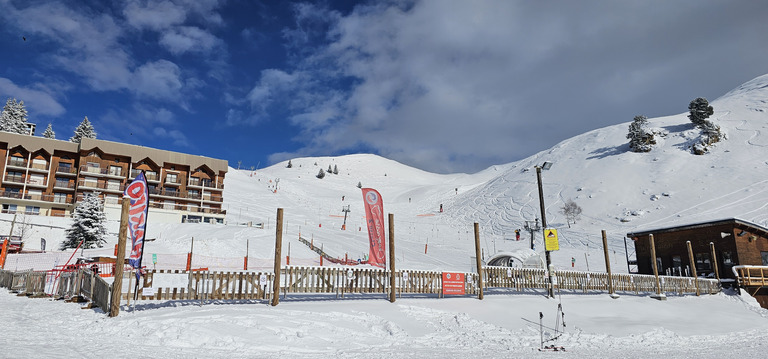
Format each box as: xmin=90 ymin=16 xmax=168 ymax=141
xmin=1 ymin=266 xmax=721 ymax=316
xmin=122 ymin=266 xmax=719 ymax=301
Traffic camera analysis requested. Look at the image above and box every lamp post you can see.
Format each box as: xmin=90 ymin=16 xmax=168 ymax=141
xmin=535 ymin=161 xmax=554 ymax=298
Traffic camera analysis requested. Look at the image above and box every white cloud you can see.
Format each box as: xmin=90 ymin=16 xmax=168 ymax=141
xmin=159 ymin=26 xmax=222 ymax=55
xmin=259 ymin=0 xmax=768 ymax=173
xmin=153 ymin=127 xmax=189 ymax=147
xmin=0 ymin=78 xmax=66 ymax=117
xmin=123 ymin=0 xmax=187 ymax=31
xmin=132 ymin=60 xmax=184 ymax=103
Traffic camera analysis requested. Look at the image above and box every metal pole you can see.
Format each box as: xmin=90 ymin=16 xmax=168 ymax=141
xmin=536 ymin=166 xmax=554 ymax=298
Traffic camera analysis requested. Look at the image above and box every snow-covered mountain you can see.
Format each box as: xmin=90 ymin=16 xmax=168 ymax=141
xmin=6 ymin=75 xmax=768 ymax=274
xmin=218 ymin=74 xmax=768 ymax=271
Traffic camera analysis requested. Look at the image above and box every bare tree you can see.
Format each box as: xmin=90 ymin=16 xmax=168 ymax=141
xmin=560 ymin=199 xmax=583 ymax=228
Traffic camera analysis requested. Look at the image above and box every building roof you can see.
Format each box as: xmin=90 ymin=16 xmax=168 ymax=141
xmin=0 ymin=131 xmax=228 ymax=174
xmin=0 ymin=131 xmax=78 ymax=153
xmin=626 ymin=218 xmax=768 ymax=238
xmin=81 ymin=138 xmax=228 ymax=173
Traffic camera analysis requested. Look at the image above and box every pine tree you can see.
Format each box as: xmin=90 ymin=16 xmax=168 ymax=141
xmin=333 ymin=164 xmax=339 ymax=175
xmin=316 ymin=168 xmax=326 ymax=179
xmin=287 ymin=160 xmax=293 ymax=168
xmin=42 ymin=123 xmax=55 ymax=139
xmin=356 ymin=181 xmax=362 ymax=188
xmin=0 ymin=98 xmax=30 ymax=134
xmin=626 ymin=115 xmax=656 ymax=152
xmin=70 ymin=116 xmax=97 ymax=143
xmin=327 ymin=165 xmax=333 ymax=174
xmin=61 ymin=192 xmax=108 ymax=249
xmin=688 ymin=97 xmax=714 ymax=127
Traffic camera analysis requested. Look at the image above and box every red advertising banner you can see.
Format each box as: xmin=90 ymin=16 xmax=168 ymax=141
xmin=361 ymin=188 xmax=386 ymax=268
xmin=442 ymin=272 xmax=466 ymax=295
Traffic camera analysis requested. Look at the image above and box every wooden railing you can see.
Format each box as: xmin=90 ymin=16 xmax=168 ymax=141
xmin=733 ymin=265 xmax=768 ymax=287
xmin=119 ymin=266 xmax=719 ymax=301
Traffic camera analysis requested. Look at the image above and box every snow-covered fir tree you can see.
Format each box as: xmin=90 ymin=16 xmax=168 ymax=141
xmin=42 ymin=123 xmax=55 ymax=139
xmin=70 ymin=116 xmax=97 ymax=143
xmin=0 ymin=98 xmax=30 ymax=134
xmin=333 ymin=164 xmax=339 ymax=174
xmin=328 ymin=165 xmax=333 ymax=174
xmin=626 ymin=115 xmax=656 ymax=152
xmin=61 ymin=192 xmax=108 ymax=249
xmin=688 ymin=97 xmax=714 ymax=127
xmin=287 ymin=160 xmax=293 ymax=168
xmin=316 ymin=168 xmax=326 ymax=179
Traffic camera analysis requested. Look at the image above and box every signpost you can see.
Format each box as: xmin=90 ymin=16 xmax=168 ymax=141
xmin=442 ymin=272 xmax=466 ymax=296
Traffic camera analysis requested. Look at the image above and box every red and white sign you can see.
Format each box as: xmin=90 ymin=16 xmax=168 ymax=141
xmin=442 ymin=272 xmax=466 ymax=295
xmin=361 ymin=188 xmax=386 ymax=268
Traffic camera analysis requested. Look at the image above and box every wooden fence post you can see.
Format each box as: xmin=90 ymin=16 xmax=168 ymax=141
xmin=110 ymin=198 xmax=130 ymax=317
xmin=687 ymin=241 xmax=699 ymax=296
xmin=649 ymin=234 xmax=665 ymax=300
xmin=389 ymin=213 xmax=396 ymax=303
xmin=272 ymin=208 xmax=284 ymax=306
xmin=474 ymin=223 xmax=484 ymax=300
xmin=710 ymin=242 xmax=720 ymax=282
xmin=602 ymin=230 xmax=618 ymax=298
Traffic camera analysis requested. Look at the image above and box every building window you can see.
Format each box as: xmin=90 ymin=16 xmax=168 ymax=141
xmin=696 ymin=253 xmax=711 ymax=271
xmin=2 ymin=204 xmax=17 ymax=214
xmin=166 ymin=173 xmax=178 ymax=184
xmin=54 ymin=193 xmax=68 ymax=204
xmin=146 ymin=171 xmax=158 ymax=181
xmin=8 ymin=156 xmax=25 ymax=167
xmin=6 ymin=171 xmax=24 ymax=183
xmin=762 ymin=252 xmax=768 ymax=266
xmin=722 ymin=251 xmax=734 ymax=265
xmin=109 ymin=165 xmax=122 ymax=176
xmin=24 ymin=206 xmax=40 ymax=215
xmin=28 ymin=174 xmax=45 ymax=185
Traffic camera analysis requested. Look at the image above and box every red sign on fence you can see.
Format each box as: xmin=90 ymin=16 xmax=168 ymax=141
xmin=442 ymin=272 xmax=466 ymax=295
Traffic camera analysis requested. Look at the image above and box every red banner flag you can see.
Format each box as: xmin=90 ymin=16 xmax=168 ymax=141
xmin=362 ymin=188 xmax=386 ymax=268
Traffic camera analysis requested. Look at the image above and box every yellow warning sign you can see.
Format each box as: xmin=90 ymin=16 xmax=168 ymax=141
xmin=544 ymin=228 xmax=559 ymax=251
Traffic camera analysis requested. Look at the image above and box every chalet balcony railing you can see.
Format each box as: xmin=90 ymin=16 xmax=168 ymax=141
xmin=130 ymin=169 xmax=160 ymax=181
xmin=29 ymin=162 xmax=49 ymax=171
xmin=164 ymin=176 xmax=182 ymax=185
xmin=77 ymin=179 xmax=125 ymax=192
xmin=54 ymin=180 xmax=76 ymax=189
xmin=0 ymin=191 xmax=57 ymax=203
xmin=80 ymin=166 xmax=124 ymax=177
xmin=4 ymin=175 xmax=25 ymax=184
xmin=6 ymin=158 xmax=26 ymax=168
xmin=187 ymin=178 xmax=224 ymax=190
xmin=56 ymin=165 xmax=78 ymax=175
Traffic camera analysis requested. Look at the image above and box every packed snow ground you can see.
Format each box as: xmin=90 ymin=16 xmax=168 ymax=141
xmin=5 ymin=75 xmax=768 ymax=357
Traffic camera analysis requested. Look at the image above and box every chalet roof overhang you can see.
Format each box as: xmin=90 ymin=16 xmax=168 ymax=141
xmin=626 ymin=218 xmax=768 ymax=240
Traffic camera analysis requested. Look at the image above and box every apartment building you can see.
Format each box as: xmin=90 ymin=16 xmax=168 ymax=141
xmin=0 ymin=131 xmax=227 ymax=224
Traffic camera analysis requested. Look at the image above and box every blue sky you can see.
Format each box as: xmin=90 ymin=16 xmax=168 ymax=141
xmin=1 ymin=0 xmax=767 ymax=174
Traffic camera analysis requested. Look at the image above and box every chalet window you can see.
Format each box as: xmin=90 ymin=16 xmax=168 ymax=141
xmin=695 ymin=253 xmax=711 ymax=271
xmin=762 ymin=252 xmax=768 ymax=266
xmin=54 ymin=193 xmax=68 ymax=203
xmin=109 ymin=165 xmax=122 ymax=176
xmin=25 ymin=206 xmax=40 ymax=215
xmin=8 ymin=156 xmax=25 ymax=167
xmin=166 ymin=173 xmax=178 ymax=184
xmin=2 ymin=204 xmax=17 ymax=214
xmin=722 ymin=251 xmax=734 ymax=265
